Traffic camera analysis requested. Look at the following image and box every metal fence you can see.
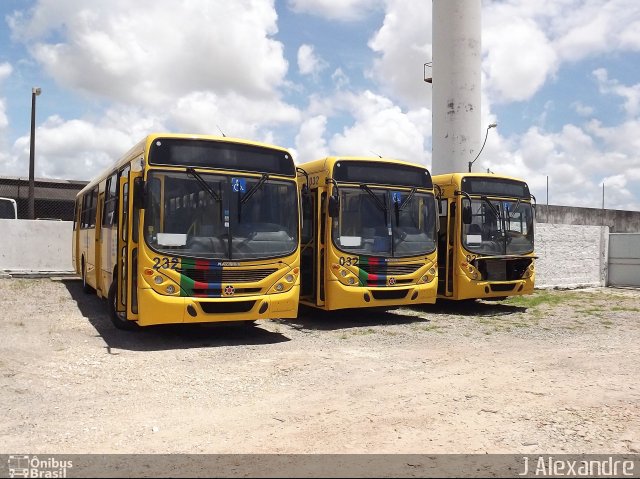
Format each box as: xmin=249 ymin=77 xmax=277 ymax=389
xmin=0 ymin=176 xmax=88 ymax=221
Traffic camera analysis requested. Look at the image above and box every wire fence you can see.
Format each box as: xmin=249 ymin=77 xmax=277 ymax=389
xmin=0 ymin=176 xmax=88 ymax=221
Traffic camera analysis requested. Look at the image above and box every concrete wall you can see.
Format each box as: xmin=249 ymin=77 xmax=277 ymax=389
xmin=0 ymin=219 xmax=74 ymax=274
xmin=0 ymin=217 xmax=624 ymax=290
xmin=535 ymin=223 xmax=608 ymax=288
xmin=537 ymin=204 xmax=640 ymax=233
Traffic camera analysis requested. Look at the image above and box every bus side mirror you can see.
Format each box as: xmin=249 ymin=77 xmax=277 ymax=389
xmin=133 ymin=177 xmax=146 ymax=210
xmin=328 ymin=194 xmax=340 ymax=218
xmin=462 ymin=204 xmax=472 ymax=224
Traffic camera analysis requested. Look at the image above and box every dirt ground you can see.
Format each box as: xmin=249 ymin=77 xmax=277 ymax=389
xmin=1 ymin=277 xmax=639 ymax=456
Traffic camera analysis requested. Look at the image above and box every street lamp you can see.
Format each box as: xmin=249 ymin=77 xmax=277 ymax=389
xmin=28 ymin=87 xmax=41 ymax=219
xmin=468 ymin=122 xmax=497 ymax=173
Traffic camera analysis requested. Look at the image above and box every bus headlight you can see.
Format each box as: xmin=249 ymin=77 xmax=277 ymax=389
xmin=270 ymin=268 xmax=298 ymax=294
xmin=166 ymin=285 xmax=176 ymax=294
xmin=461 ymin=263 xmax=479 ymax=281
xmin=421 ymin=267 xmax=437 ymax=283
xmin=154 ymin=276 xmax=164 ymax=284
xmin=523 ymin=263 xmax=535 ymax=279
xmin=348 ymin=277 xmax=355 ymax=285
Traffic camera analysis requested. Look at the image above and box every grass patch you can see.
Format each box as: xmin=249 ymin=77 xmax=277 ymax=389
xmin=418 ymin=324 xmax=444 ymax=333
xmin=611 ymin=306 xmax=640 ymax=312
xmin=503 ymin=291 xmax=583 ymax=309
xmin=352 ymin=328 xmax=376 ymax=336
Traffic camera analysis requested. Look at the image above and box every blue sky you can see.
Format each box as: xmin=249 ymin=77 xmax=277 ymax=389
xmin=1 ymin=0 xmax=639 ymax=211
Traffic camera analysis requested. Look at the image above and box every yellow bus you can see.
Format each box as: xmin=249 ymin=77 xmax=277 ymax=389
xmin=73 ymin=133 xmax=300 ymax=329
xmin=297 ymin=157 xmax=438 ymax=311
xmin=432 ymin=173 xmax=535 ymax=300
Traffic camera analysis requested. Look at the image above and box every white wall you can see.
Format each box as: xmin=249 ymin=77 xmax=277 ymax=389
xmin=0 ymin=219 xmax=74 ymax=273
xmin=0 ymin=220 xmax=610 ymax=289
xmin=535 ymin=223 xmax=608 ymax=288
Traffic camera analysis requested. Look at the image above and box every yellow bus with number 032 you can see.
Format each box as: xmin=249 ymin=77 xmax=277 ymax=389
xmin=296 ymin=156 xmax=439 ymax=311
xmin=73 ymin=133 xmax=301 ymax=330
xmin=432 ymin=172 xmax=536 ymax=301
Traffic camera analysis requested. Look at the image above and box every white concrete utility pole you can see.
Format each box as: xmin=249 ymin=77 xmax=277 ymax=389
xmin=431 ymin=0 xmax=482 ymax=174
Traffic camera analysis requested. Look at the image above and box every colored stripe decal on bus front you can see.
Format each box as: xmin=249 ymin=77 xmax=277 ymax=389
xmin=357 ymin=256 xmax=388 ymax=286
xmin=179 ymin=258 xmax=222 ymax=297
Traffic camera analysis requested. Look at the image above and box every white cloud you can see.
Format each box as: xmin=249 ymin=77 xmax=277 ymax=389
xmin=479 ymin=121 xmax=640 ymax=211
xmin=328 ymin=90 xmax=431 ymax=167
xmin=0 ymin=62 xmax=13 ymax=130
xmin=9 ymin=0 xmax=288 ymax=106
xmin=7 ymin=113 xmax=150 ymax=180
xmin=170 ymin=91 xmax=300 ymax=142
xmin=483 ymin=7 xmax=558 ymax=103
xmin=368 ymin=0 xmax=432 ymax=108
xmin=593 ymin=68 xmax=640 ymax=118
xmin=572 ymin=101 xmax=594 ymax=117
xmin=287 ymin=0 xmax=382 ymax=21
xmin=331 ymin=68 xmax=350 ymax=89
xmin=294 ymin=115 xmax=329 ymax=162
xmin=297 ymin=44 xmax=327 ymax=77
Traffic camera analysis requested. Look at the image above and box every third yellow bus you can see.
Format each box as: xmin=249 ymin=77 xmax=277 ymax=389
xmin=433 ymin=172 xmax=536 ymax=300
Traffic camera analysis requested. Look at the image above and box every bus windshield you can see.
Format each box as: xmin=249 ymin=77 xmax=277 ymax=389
xmin=144 ymin=170 xmax=298 ymax=260
xmin=332 ymin=186 xmax=437 ymax=257
xmin=462 ymin=198 xmax=534 ymax=255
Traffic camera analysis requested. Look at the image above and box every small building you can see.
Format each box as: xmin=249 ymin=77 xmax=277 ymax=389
xmin=0 ymin=176 xmax=89 ymax=221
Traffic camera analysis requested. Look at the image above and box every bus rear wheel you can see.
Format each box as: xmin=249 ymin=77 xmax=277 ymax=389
xmin=108 ymin=280 xmax=140 ymax=331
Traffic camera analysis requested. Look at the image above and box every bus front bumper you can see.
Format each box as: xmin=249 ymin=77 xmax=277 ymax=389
xmin=453 ymin=275 xmax=535 ymax=300
xmin=136 ymin=285 xmax=299 ymax=326
xmin=323 ymin=279 xmax=437 ymax=311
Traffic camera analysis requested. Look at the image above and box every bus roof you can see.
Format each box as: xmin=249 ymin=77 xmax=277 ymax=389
xmin=431 ymin=172 xmax=528 ymax=187
xmin=76 ymin=133 xmax=293 ymax=197
xmin=297 ymin=156 xmax=429 ymax=174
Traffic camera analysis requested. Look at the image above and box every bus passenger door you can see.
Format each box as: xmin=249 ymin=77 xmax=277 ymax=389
xmin=300 ymin=189 xmax=318 ymax=304
xmin=115 ymin=170 xmax=130 ymax=318
xmin=317 ymin=190 xmax=326 ymax=307
xmin=447 ymin=200 xmax=458 ymax=297
xmin=94 ymin=191 xmax=105 ymax=298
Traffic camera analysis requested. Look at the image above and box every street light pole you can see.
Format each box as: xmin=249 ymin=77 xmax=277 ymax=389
xmin=468 ymin=122 xmax=497 ymax=173
xmin=28 ymin=87 xmax=42 ymax=220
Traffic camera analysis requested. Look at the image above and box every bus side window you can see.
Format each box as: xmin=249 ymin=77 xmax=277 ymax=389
xmin=102 ymin=173 xmax=118 ymax=227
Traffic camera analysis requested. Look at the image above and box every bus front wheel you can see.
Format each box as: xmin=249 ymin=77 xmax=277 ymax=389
xmin=81 ymin=260 xmax=92 ymax=294
xmin=108 ymin=280 xmax=140 ymax=331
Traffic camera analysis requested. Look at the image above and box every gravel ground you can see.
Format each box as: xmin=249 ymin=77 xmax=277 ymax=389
xmin=1 ymin=277 xmax=639 ymax=455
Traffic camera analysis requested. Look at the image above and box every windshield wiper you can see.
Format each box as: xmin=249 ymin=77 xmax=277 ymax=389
xmin=394 ymin=187 xmax=417 ymax=226
xmin=359 ymin=184 xmax=388 ymax=214
xmin=241 ymin=173 xmax=269 ymax=205
xmin=399 ymin=188 xmax=416 ymax=210
xmin=186 ymin=167 xmax=222 ymax=203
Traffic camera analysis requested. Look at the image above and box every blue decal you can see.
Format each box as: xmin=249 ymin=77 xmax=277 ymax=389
xmin=231 ymin=178 xmax=247 ymax=193
xmin=392 ymin=191 xmax=402 ymax=203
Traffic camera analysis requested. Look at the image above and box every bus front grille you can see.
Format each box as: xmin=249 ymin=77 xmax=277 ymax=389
xmin=361 ymin=263 xmax=423 ymax=276
xmin=178 ymin=268 xmax=278 ymax=284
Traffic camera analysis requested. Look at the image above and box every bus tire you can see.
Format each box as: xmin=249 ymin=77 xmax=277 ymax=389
xmin=81 ymin=259 xmax=92 ymax=294
xmin=108 ymin=280 xmax=140 ymax=331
